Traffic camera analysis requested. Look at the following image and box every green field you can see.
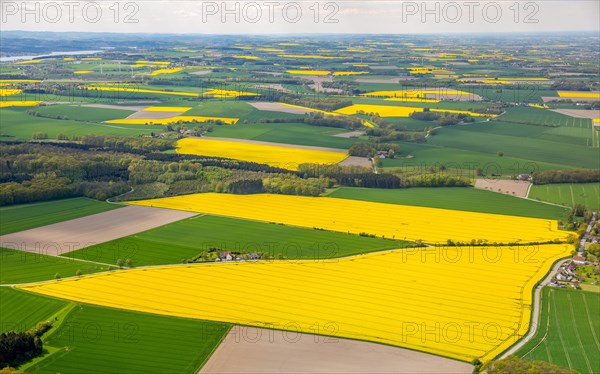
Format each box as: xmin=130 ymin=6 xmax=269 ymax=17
xmin=65 ymin=215 xmax=412 ymax=266
xmin=328 ymin=187 xmax=569 ymax=220
xmin=381 ymin=142 xmax=573 ymax=175
xmin=34 ymin=105 xmax=135 ymax=122
xmin=0 ymin=109 xmax=162 ymax=140
xmin=0 ymin=288 xmax=68 ymax=333
xmin=426 ymin=121 xmax=599 ymax=170
xmin=517 ymin=287 xmax=600 ymax=374
xmin=529 ymin=183 xmax=600 ymax=210
xmin=0 ymin=198 xmax=121 ymax=235
xmin=0 ymin=248 xmax=115 ymax=284
xmin=0 ymin=288 xmax=229 ymax=373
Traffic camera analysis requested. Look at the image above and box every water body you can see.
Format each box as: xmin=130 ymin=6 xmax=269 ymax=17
xmin=0 ymin=50 xmax=104 ymax=62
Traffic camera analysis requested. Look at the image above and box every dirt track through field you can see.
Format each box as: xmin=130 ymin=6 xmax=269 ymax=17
xmin=0 ymin=206 xmax=196 ymax=256
xmin=200 ymin=327 xmax=472 ymax=374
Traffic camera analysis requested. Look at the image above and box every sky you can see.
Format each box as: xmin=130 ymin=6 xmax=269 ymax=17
xmin=1 ymin=1 xmax=599 ymax=34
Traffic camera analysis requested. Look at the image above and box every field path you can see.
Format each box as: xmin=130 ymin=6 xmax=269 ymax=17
xmin=499 ymin=259 xmax=570 ymax=359
xmin=0 ymin=206 xmax=196 ymax=256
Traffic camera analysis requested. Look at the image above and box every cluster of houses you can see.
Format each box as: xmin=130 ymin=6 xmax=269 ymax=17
xmin=550 ymin=255 xmax=588 ymax=288
xmin=214 ymin=250 xmax=261 ymax=262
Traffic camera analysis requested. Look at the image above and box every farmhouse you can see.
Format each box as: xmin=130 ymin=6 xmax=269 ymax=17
xmin=572 ymin=255 xmax=587 ymax=265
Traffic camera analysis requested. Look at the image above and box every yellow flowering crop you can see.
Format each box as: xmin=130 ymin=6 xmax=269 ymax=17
xmin=176 ymin=138 xmax=347 ymax=170
xmin=557 ymin=91 xmax=600 ymax=99
xmin=385 ymin=98 xmax=441 ymax=103
xmin=105 ymin=116 xmax=238 ymax=125
xmin=15 ymin=59 xmax=42 ymax=64
xmin=86 ymin=86 xmax=199 ymax=97
xmin=0 ymin=89 xmax=22 ymax=96
xmin=335 ymin=104 xmax=493 ymax=118
xmin=19 ymin=244 xmax=571 ymax=363
xmin=142 ymin=106 xmax=192 ymax=112
xmin=233 ymin=55 xmax=260 ymax=60
xmin=130 ymin=193 xmax=570 ymax=244
xmin=135 ymin=60 xmax=170 ymax=65
xmin=74 ymin=70 xmax=93 ymax=74
xmin=149 ymin=68 xmax=183 ymax=76
xmin=286 ymin=70 xmax=331 ymax=76
xmin=0 ymin=101 xmax=42 ymax=108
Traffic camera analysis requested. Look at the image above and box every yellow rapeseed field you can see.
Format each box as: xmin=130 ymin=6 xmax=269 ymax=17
xmin=86 ymin=86 xmax=199 ymax=97
xmin=19 ymin=243 xmax=571 ymax=363
xmin=557 ymin=91 xmax=600 ymax=99
xmin=0 ymin=101 xmax=42 ymax=108
xmin=335 ymin=104 xmax=493 ymax=118
xmin=0 ymin=89 xmax=22 ymax=96
xmin=176 ymin=138 xmax=347 ymax=170
xmin=130 ymin=193 xmax=570 ymax=244
xmin=286 ymin=70 xmax=331 ymax=76
xmin=74 ymin=70 xmax=93 ymax=74
xmin=149 ymin=68 xmax=183 ymax=76
xmin=233 ymin=55 xmax=260 ymax=60
xmin=106 ymin=116 xmax=238 ymax=125
xmin=385 ymin=98 xmax=441 ymax=103
xmin=15 ymin=59 xmax=42 ymax=64
xmin=142 ymin=106 xmax=192 ymax=112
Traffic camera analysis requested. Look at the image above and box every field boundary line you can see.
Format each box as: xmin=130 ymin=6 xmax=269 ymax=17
xmin=499 ymin=259 xmax=570 ymax=359
xmin=520 ymin=289 xmax=552 ymax=359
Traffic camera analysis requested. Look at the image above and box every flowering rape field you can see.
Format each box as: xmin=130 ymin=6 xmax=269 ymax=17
xmin=19 ymin=244 xmax=571 ymax=363
xmin=129 ymin=193 xmax=570 ymax=244
xmin=176 ymin=138 xmax=348 ymax=171
xmin=106 ymin=115 xmax=238 ymax=125
xmin=334 ymin=104 xmax=493 ymax=118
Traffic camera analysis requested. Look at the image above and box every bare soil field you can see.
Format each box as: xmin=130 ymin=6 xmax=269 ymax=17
xmin=200 ymin=327 xmax=471 ymax=374
xmin=551 ymin=109 xmax=600 ymax=119
xmin=249 ymin=102 xmax=318 ymax=115
xmin=0 ymin=206 xmax=196 ymax=256
xmin=333 ymin=130 xmax=365 ymax=138
xmin=338 ymin=156 xmax=372 ymax=168
xmin=189 ymin=70 xmax=212 ymax=75
xmin=474 ymin=178 xmax=531 ymax=198
xmin=126 ymin=111 xmax=184 ymax=119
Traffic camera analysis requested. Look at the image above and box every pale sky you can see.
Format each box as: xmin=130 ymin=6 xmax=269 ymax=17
xmin=1 ymin=1 xmax=599 ymax=34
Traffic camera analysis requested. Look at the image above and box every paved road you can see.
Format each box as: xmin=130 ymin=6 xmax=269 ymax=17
xmin=499 ymin=258 xmax=570 ymax=359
